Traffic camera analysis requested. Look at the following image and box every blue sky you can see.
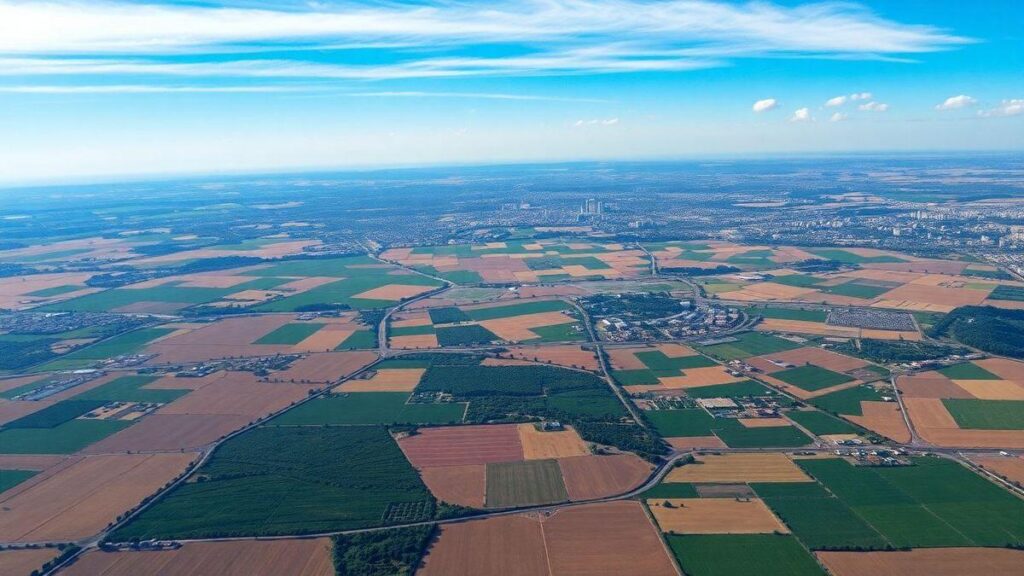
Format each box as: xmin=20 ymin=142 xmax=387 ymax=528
xmin=0 ymin=0 xmax=1021 ymax=184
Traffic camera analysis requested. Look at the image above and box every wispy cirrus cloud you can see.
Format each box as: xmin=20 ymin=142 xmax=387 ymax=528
xmin=0 ymin=0 xmax=972 ymax=83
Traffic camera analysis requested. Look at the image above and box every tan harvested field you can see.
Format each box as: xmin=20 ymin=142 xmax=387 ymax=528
xmin=158 ymin=372 xmax=317 ymax=417
xmin=342 ymin=368 xmax=425 ymax=392
xmin=132 ymin=239 xmax=320 ymax=265
xmin=268 ymin=350 xmax=377 ymax=383
xmin=739 ymin=417 xmax=791 ymax=428
xmin=659 ymin=367 xmax=745 ymax=388
xmin=558 ymin=454 xmax=652 ymax=500
xmin=143 ymin=315 xmax=295 ymax=363
xmin=896 ymin=374 xmax=972 ymax=399
xmin=974 ymin=456 xmax=1024 ymax=484
xmin=817 ymin=548 xmax=1024 ymax=576
xmin=0 ymin=453 xmax=196 ymax=542
xmin=725 ymin=282 xmax=818 ymax=301
xmin=655 ymin=343 xmax=699 ymax=357
xmin=391 ymin=312 xmax=432 ymax=328
xmin=478 ymin=311 xmax=577 ymax=342
xmin=292 ymin=326 xmax=355 ymax=351
xmin=481 ymin=357 xmax=541 ymax=367
xmin=974 ymin=357 xmax=1024 ymax=380
xmin=517 ymin=424 xmax=590 ymax=460
xmin=499 ymin=345 xmax=599 ymax=371
xmin=861 ymin=328 xmax=922 ymax=341
xmin=542 ymin=501 xmax=678 ymax=576
xmin=420 ymin=465 xmax=486 ymax=508
xmin=390 ymin=334 xmax=440 ymax=348
xmin=665 ymin=436 xmax=728 ymax=449
xmin=846 ymin=401 xmax=911 ymax=443
xmin=399 ymin=424 xmax=524 ymax=468
xmin=874 ymin=281 xmax=990 ymax=312
xmin=954 ymin=379 xmax=1024 ymax=400
xmin=904 ymin=397 xmax=1024 ymax=448
xmin=418 ymin=515 xmax=549 ymax=576
xmin=755 ymin=347 xmax=867 ymax=373
xmin=0 ymin=272 xmax=96 ymax=310
xmin=63 ymin=538 xmax=335 ymax=576
xmin=647 ymin=498 xmax=789 ymax=534
xmin=0 ymin=548 xmax=59 ymax=576
xmin=83 ymin=413 xmax=250 ymax=453
xmin=757 ymin=318 xmax=860 ymax=337
xmin=275 ymin=276 xmax=339 ymax=292
xmin=665 ymin=453 xmax=812 ymax=483
xmin=352 ymin=283 xmax=435 ymax=301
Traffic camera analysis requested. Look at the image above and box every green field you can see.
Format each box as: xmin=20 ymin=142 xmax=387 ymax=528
xmin=435 ymin=324 xmax=499 ymax=346
xmin=0 ymin=419 xmax=132 ymax=454
xmin=2 ymin=399 xmax=105 ymax=429
xmin=485 ymin=459 xmax=568 ymax=508
xmin=0 ymin=469 xmax=37 ymax=493
xmin=752 ymin=483 xmax=889 ymax=550
xmin=943 ymin=399 xmax=1024 ymax=429
xmin=428 ymin=307 xmax=471 ymax=324
xmin=31 ymin=327 xmax=175 ymax=372
xmin=75 ymin=374 xmax=188 ymax=404
xmin=113 ymin=426 xmax=435 ymax=539
xmin=37 ymin=282 xmax=284 ymax=313
xmin=798 ymin=457 xmax=1024 ymax=547
xmin=390 ymin=324 xmax=436 ymax=337
xmin=938 ymin=362 xmax=1002 ymax=380
xmin=989 ymin=285 xmax=1024 ymax=302
xmin=463 ymin=300 xmax=571 ymax=321
xmin=645 ymin=409 xmax=811 ymax=447
xmin=636 ymin=481 xmax=699 ymax=499
xmin=745 ymin=306 xmax=827 ymax=322
xmin=808 ymin=249 xmax=905 ymax=264
xmin=785 ymin=410 xmax=861 ymax=435
xmin=253 ymin=323 xmax=325 ymax=344
xmin=807 ymin=385 xmax=885 ymax=416
xmin=268 ymin=392 xmax=465 ymax=426
xmin=526 ymin=322 xmax=586 ymax=342
xmin=772 ymin=365 xmax=855 ymax=391
xmin=684 ymin=380 xmax=771 ymax=399
xmin=611 ymin=369 xmax=661 ymax=385
xmin=635 ymin=350 xmax=718 ymax=371
xmin=667 ymin=534 xmax=825 ymax=576
xmin=769 ymin=275 xmax=824 ymax=289
xmin=335 ymin=330 xmax=377 ymax=350
xmin=697 ymin=332 xmax=802 ymax=361
xmin=820 ymin=281 xmax=892 ymax=299
xmin=25 ymin=284 xmax=84 ymax=297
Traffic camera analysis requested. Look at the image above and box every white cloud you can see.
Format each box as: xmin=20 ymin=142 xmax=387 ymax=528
xmin=850 ymin=92 xmax=872 ymax=100
xmin=574 ymin=118 xmax=619 ymax=126
xmin=752 ymin=98 xmax=777 ymax=113
xmin=0 ymin=0 xmax=972 ymax=82
xmin=790 ymin=107 xmax=811 ymax=122
xmin=935 ymin=94 xmax=977 ymax=110
xmin=825 ymin=95 xmax=847 ymax=107
xmin=829 ymin=112 xmax=847 ymax=122
xmin=978 ymin=99 xmax=1024 ymax=117
xmin=858 ymin=101 xmax=889 ymax=112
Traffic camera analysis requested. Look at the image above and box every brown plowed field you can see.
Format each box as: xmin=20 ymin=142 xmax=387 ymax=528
xmin=757 ymin=347 xmax=867 ymax=373
xmin=847 ymin=401 xmax=911 ymax=443
xmin=665 ymin=436 xmax=727 ymax=449
xmin=292 ymin=327 xmax=355 ymax=351
xmin=606 ymin=347 xmax=650 ymax=370
xmin=655 ymin=343 xmax=699 ymax=357
xmin=659 ymin=367 xmax=745 ymax=388
xmin=143 ymin=315 xmax=295 ymax=363
xmin=0 ymin=374 xmax=46 ymax=394
xmin=418 ymin=515 xmax=548 ymax=576
xmin=502 ymin=345 xmax=598 ymax=370
xmin=817 ymin=548 xmax=1024 ymax=576
xmin=974 ymin=456 xmax=1024 ymax=484
xmin=518 ymin=424 xmax=590 ymax=460
xmin=82 ymin=413 xmax=250 ymax=453
xmin=0 ymin=453 xmax=196 ymax=542
xmin=352 ymin=284 xmax=435 ymax=301
xmin=0 ymin=548 xmax=59 ymax=576
xmin=954 ymin=379 xmax=1024 ymax=400
xmin=478 ymin=311 xmax=576 ymax=342
xmin=390 ymin=334 xmax=440 ymax=348
xmin=974 ymin=357 xmax=1024 ymax=380
xmin=666 ymin=453 xmax=811 ymax=483
xmin=897 ymin=374 xmax=972 ymax=399
xmin=904 ymin=397 xmax=959 ymax=429
xmin=739 ymin=417 xmax=791 ymax=428
xmin=558 ymin=454 xmax=652 ymax=500
xmin=542 ymin=501 xmax=678 ymax=576
xmin=399 ymin=424 xmax=524 ymax=468
xmin=268 ymin=350 xmax=376 ymax=383
xmin=420 ymin=464 xmax=486 ymax=508
xmin=158 ymin=372 xmax=317 ymax=417
xmin=63 ymin=538 xmax=335 ymax=576
xmin=341 ymin=368 xmax=425 ymax=392
xmin=648 ymin=498 xmax=789 ymax=534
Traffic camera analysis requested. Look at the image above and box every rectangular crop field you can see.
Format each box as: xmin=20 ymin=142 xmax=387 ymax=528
xmin=667 ymin=534 xmax=825 ymax=576
xmin=113 ymin=425 xmax=435 ymax=539
xmin=698 ymin=332 xmax=802 ymax=360
xmin=253 ymin=323 xmax=324 ymax=345
xmin=772 ymin=365 xmax=855 ymax=392
xmin=751 ymin=483 xmax=888 ymax=550
xmin=268 ymin=392 xmax=464 ymax=426
xmin=942 ymin=399 xmax=1024 ymax=429
xmin=485 ymin=459 xmax=568 ymax=508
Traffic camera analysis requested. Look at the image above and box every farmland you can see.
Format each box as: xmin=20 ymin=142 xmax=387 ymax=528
xmin=113 ymin=426 xmax=435 ymax=539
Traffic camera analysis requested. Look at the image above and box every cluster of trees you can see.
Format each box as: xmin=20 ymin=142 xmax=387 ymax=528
xmin=661 ymin=265 xmax=740 ymax=276
xmin=333 ymin=525 xmax=435 ymax=576
xmin=833 ymin=339 xmax=968 ymax=364
xmin=929 ymin=306 xmax=1024 ymax=359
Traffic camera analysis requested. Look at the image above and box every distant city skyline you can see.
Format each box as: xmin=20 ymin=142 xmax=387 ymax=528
xmin=0 ymin=0 xmax=1021 ymax=184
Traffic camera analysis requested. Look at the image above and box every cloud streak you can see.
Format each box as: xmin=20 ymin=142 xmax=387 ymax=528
xmin=0 ymin=0 xmax=972 ymax=82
